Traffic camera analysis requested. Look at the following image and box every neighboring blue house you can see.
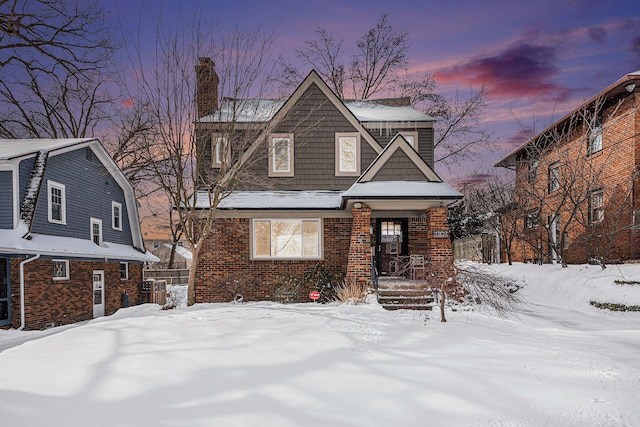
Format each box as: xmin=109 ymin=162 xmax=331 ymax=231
xmin=0 ymin=138 xmax=157 ymax=330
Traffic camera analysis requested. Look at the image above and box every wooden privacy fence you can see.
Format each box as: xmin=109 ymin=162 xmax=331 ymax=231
xmin=144 ymin=269 xmax=189 ymax=285
xmin=453 ymin=233 xmax=499 ymax=264
xmin=140 ymin=279 xmax=167 ymax=305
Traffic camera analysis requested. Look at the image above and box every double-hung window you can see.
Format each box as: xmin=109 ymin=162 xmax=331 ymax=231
xmin=91 ymin=218 xmax=102 ymax=245
xmin=47 ymin=181 xmax=66 ymax=224
xmin=335 ymin=133 xmax=360 ymax=176
xmin=212 ymin=135 xmax=228 ymax=168
xmin=268 ymin=134 xmax=294 ymax=177
xmin=548 ymin=162 xmax=560 ymax=193
xmin=120 ymin=262 xmax=128 ymax=280
xmin=112 ymin=201 xmax=122 ymax=231
xmin=525 ymin=210 xmax=539 ymax=229
xmin=588 ymin=114 xmax=603 ymax=155
xmin=528 ymin=159 xmax=538 ymax=183
xmin=253 ymin=219 xmax=321 ymax=259
xmin=591 ymin=190 xmax=604 ymax=224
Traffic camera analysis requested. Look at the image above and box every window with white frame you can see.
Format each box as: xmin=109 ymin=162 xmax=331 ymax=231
xmin=91 ymin=218 xmax=102 ymax=245
xmin=525 ymin=210 xmax=539 ymax=229
xmin=120 ymin=262 xmax=128 ymax=280
xmin=253 ymin=219 xmax=321 ymax=259
xmin=548 ymin=162 xmax=560 ymax=193
xmin=335 ymin=133 xmax=360 ymax=176
xmin=591 ymin=190 xmax=604 ymax=224
xmin=52 ymin=259 xmax=69 ymax=280
xmin=112 ymin=201 xmax=122 ymax=231
xmin=212 ymin=135 xmax=228 ymax=168
xmin=268 ymin=134 xmax=294 ymax=177
xmin=528 ymin=159 xmax=538 ymax=183
xmin=588 ymin=114 xmax=603 ymax=155
xmin=400 ymin=131 xmax=418 ymax=150
xmin=47 ymin=181 xmax=66 ymax=224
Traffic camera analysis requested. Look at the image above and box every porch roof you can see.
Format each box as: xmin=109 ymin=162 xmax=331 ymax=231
xmin=200 ymin=190 xmax=344 ymax=210
xmin=342 ymin=181 xmax=462 ymax=201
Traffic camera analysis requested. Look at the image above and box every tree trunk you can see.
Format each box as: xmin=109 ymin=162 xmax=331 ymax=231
xmin=439 ymin=283 xmax=447 ymax=322
xmin=187 ymin=243 xmax=203 ymax=306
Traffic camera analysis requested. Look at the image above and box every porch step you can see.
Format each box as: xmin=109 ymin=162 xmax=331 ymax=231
xmin=377 ymin=288 xmax=435 ymax=311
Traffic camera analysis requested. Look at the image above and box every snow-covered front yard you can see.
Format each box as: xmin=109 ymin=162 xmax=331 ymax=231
xmin=1 ymin=263 xmax=639 ymax=426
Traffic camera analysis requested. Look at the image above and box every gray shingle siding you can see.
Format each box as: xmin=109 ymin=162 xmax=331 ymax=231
xmin=371 ymin=150 xmax=427 ymax=181
xmin=30 ymin=148 xmax=133 ymax=246
xmin=0 ymin=170 xmax=13 ymax=229
xmin=368 ymin=127 xmax=434 ymax=168
xmin=243 ymin=83 xmax=378 ymax=191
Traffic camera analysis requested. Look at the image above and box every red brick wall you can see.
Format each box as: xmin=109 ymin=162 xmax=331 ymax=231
xmin=426 ymin=207 xmax=455 ymax=276
xmin=346 ymin=204 xmax=372 ymax=283
xmin=9 ymin=258 xmax=142 ymax=330
xmin=511 ymin=93 xmax=639 ymax=264
xmin=196 ymin=217 xmax=351 ymax=302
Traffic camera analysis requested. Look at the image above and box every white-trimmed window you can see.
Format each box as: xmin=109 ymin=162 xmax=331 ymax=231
xmin=591 ymin=190 xmax=604 ymax=224
xmin=120 ymin=262 xmax=128 ymax=280
xmin=548 ymin=162 xmax=560 ymax=193
xmin=400 ymin=131 xmax=418 ymax=150
xmin=525 ymin=210 xmax=539 ymax=229
xmin=588 ymin=114 xmax=603 ymax=155
xmin=335 ymin=133 xmax=360 ymax=176
xmin=91 ymin=218 xmax=102 ymax=245
xmin=528 ymin=159 xmax=538 ymax=183
xmin=253 ymin=219 xmax=321 ymax=259
xmin=47 ymin=180 xmax=66 ymax=224
xmin=268 ymin=134 xmax=294 ymax=177
xmin=112 ymin=201 xmax=122 ymax=231
xmin=52 ymin=259 xmax=69 ymax=280
xmin=212 ymin=135 xmax=228 ymax=168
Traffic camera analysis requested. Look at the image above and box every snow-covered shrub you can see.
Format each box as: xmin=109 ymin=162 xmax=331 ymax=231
xmin=455 ymin=265 xmax=521 ymax=317
xmin=164 ymin=284 xmax=188 ymax=309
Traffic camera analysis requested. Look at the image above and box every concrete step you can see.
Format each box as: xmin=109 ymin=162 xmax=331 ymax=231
xmin=378 ymin=287 xmax=436 ymax=310
xmin=382 ymin=303 xmax=433 ymax=311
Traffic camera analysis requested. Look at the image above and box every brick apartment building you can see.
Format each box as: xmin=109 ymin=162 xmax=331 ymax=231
xmin=496 ymin=71 xmax=640 ymax=264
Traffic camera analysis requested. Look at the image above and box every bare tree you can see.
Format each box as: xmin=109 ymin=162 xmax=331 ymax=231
xmin=0 ymin=0 xmax=116 ymax=138
xmin=513 ymin=95 xmax=636 ymax=267
xmin=125 ymin=14 xmax=281 ymax=305
xmin=466 ymin=173 xmax=518 ymax=265
xmin=274 ymin=12 xmax=495 ymax=167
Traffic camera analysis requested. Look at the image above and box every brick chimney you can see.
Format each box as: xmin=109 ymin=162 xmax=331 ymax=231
xmin=196 ymin=57 xmax=219 ymax=118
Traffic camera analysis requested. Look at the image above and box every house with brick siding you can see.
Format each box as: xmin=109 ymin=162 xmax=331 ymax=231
xmin=496 ymin=71 xmax=640 ymax=264
xmin=193 ymin=58 xmax=462 ymax=302
xmin=0 ymin=138 xmax=157 ymax=330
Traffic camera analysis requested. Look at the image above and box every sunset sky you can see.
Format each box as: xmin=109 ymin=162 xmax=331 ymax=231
xmin=111 ymin=0 xmax=640 ymax=184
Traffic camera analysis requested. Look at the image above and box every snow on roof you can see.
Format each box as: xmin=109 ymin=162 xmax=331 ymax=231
xmin=344 ymin=101 xmax=433 ymax=122
xmin=0 ymin=138 xmax=94 ymax=160
xmin=0 ymin=223 xmax=158 ymax=262
xmin=197 ymin=98 xmax=432 ymax=123
xmin=342 ymin=181 xmax=462 ymax=199
xmin=196 ymin=190 xmax=344 ymax=210
xmin=162 ymin=243 xmax=193 ymax=260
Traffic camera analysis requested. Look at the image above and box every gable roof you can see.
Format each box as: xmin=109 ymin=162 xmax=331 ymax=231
xmin=0 ymin=138 xmax=150 ymax=256
xmin=359 ymin=134 xmax=442 ymax=183
xmin=496 ymin=70 xmax=640 ymax=168
xmin=342 ymin=134 xmax=461 ymax=203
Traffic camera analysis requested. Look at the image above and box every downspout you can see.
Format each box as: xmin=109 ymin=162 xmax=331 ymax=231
xmin=18 ymin=254 xmax=40 ymax=330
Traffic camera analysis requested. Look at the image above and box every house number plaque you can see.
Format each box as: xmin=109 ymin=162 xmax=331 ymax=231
xmin=433 ymin=230 xmax=449 ymax=239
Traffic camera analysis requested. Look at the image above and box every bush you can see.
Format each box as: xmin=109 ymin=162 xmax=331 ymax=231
xmin=334 ymin=279 xmax=369 ymax=304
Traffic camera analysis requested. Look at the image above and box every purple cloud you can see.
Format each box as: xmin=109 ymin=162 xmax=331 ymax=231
xmin=630 ymin=36 xmax=640 ymax=67
xmin=435 ymin=42 xmax=572 ymax=101
xmin=588 ymin=27 xmax=607 ymax=43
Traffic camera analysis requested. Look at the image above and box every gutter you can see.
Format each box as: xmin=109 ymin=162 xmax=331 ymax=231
xmin=18 ymin=253 xmax=40 ymax=331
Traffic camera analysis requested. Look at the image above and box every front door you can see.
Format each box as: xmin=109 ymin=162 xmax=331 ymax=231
xmin=376 ymin=219 xmax=408 ymax=276
xmin=93 ymin=270 xmax=105 ymax=318
xmin=0 ymin=258 xmax=10 ymax=326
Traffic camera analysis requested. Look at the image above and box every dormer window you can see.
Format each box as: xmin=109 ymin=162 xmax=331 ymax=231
xmin=268 ymin=134 xmax=294 ymax=177
xmin=47 ymin=181 xmax=66 ymax=224
xmin=335 ymin=133 xmax=360 ymax=176
xmin=91 ymin=218 xmax=102 ymax=245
